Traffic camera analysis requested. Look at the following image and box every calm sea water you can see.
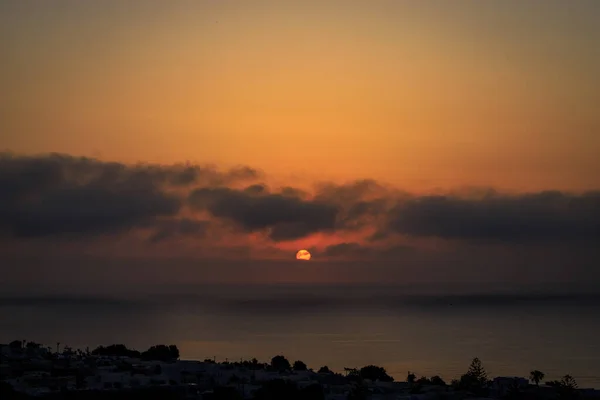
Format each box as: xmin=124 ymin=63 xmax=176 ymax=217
xmin=1 ymin=283 xmax=599 ymax=388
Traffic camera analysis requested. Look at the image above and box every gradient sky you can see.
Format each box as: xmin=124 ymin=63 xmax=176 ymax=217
xmin=1 ymin=1 xmax=599 ymax=290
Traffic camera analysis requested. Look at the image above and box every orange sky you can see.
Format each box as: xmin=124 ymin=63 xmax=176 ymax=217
xmin=1 ymin=2 xmax=600 ymax=289
xmin=1 ymin=1 xmax=599 ymax=192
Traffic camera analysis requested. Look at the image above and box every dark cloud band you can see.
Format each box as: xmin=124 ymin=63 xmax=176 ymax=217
xmin=189 ymin=186 xmax=339 ymax=241
xmin=0 ymin=153 xmax=256 ymax=238
xmin=384 ymin=191 xmax=600 ymax=241
xmin=1 ymin=152 xmax=599 ymax=244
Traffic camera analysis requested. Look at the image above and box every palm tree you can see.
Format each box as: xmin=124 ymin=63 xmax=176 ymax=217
xmin=530 ymin=370 xmax=545 ymax=386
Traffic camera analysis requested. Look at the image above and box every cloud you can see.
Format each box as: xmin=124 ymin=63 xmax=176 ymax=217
xmin=2 ymin=152 xmax=599 ymax=249
xmin=313 ymin=179 xmax=389 ymax=202
xmin=321 ymin=242 xmax=415 ymax=260
xmin=279 ymin=186 xmax=309 ymax=198
xmin=148 ymin=218 xmax=210 ymax=243
xmin=243 ymin=183 xmax=268 ymax=194
xmin=188 ymin=186 xmax=339 ymax=241
xmin=0 ymin=152 xmax=256 ymax=238
xmin=322 ymin=242 xmax=364 ymax=257
xmin=186 ymin=180 xmax=395 ymax=242
xmin=383 ymin=191 xmax=600 ymax=242
xmin=313 ymin=180 xmax=395 ymax=232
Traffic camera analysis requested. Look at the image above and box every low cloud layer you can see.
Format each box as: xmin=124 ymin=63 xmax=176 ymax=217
xmin=189 ymin=186 xmax=339 ymax=241
xmin=148 ymin=218 xmax=210 ymax=243
xmin=1 ymin=152 xmax=599 ymax=250
xmin=0 ymin=152 xmax=257 ymax=238
xmin=384 ymin=191 xmax=600 ymax=242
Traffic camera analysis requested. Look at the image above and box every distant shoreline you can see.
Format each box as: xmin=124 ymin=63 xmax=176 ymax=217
xmin=2 ymin=341 xmax=599 ymax=391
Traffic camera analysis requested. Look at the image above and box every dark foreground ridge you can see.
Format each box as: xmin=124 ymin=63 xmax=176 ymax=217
xmin=1 ymin=341 xmax=598 ymax=400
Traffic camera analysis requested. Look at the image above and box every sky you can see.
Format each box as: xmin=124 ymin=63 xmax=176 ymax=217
xmin=1 ymin=1 xmax=599 ymax=291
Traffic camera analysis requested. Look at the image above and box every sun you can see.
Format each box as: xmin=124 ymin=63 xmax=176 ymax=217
xmin=296 ymin=249 xmax=311 ymax=260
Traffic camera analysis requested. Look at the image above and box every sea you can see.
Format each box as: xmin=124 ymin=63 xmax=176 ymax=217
xmin=1 ymin=282 xmax=599 ymax=388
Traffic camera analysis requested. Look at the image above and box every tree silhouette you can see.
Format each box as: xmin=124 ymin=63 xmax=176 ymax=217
xmin=270 ymin=355 xmax=291 ymax=372
xmin=457 ymin=357 xmax=489 ymax=396
xmin=557 ymin=375 xmax=579 ymax=400
xmin=92 ymin=344 xmax=141 ymax=358
xmin=293 ymin=360 xmax=307 ymax=371
xmin=561 ymin=375 xmax=577 ymax=390
xmin=63 ymin=346 xmax=74 ymax=356
xmin=407 ymin=371 xmax=416 ymax=384
xmin=344 ymin=368 xmax=360 ymax=383
xmin=430 ymin=376 xmax=446 ymax=386
xmin=359 ymin=365 xmax=393 ymax=382
xmin=466 ymin=357 xmax=488 ymax=383
xmin=141 ymin=345 xmax=179 ymax=362
xmin=412 ymin=376 xmax=433 ymax=393
xmin=9 ymin=340 xmax=22 ymax=349
xmin=318 ymin=366 xmax=331 ymax=374
xmin=530 ymin=370 xmax=545 ymax=386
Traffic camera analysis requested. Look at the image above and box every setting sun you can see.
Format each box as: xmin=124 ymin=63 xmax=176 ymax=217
xmin=296 ymin=250 xmax=311 ymax=261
